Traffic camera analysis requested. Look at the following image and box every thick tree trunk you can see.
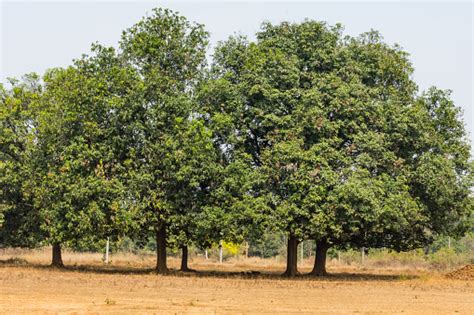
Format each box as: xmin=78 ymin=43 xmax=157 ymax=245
xmin=155 ymin=225 xmax=168 ymax=273
xmin=283 ymin=235 xmax=298 ymax=277
xmin=310 ymin=240 xmax=329 ymax=276
xmin=180 ymin=245 xmax=194 ymax=272
xmin=51 ymin=243 xmax=64 ymax=267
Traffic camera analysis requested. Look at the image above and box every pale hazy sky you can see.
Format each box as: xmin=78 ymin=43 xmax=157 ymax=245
xmin=1 ymin=1 xmax=473 ymax=144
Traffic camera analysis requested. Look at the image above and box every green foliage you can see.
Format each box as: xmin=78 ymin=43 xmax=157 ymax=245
xmin=248 ymin=231 xmax=286 ymax=258
xmin=27 ymin=58 xmax=131 ymax=248
xmin=1 ymin=9 xmax=472 ymax=269
xmin=0 ymin=75 xmax=43 ymax=247
xmin=115 ymin=8 xmax=224 ymax=255
xmin=207 ymin=19 xmax=472 ymax=255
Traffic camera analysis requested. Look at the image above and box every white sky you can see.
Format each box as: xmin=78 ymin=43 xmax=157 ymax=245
xmin=1 ymin=0 xmax=473 ymax=144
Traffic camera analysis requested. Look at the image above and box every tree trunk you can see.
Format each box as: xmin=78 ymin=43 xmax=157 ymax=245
xmin=310 ymin=240 xmax=329 ymax=276
xmin=51 ymin=243 xmax=64 ymax=267
xmin=283 ymin=235 xmax=298 ymax=277
xmin=180 ymin=245 xmax=194 ymax=272
xmin=155 ymin=225 xmax=168 ymax=273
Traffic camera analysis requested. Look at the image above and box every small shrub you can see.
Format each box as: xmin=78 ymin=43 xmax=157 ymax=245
xmin=104 ymin=297 xmax=116 ymax=305
xmin=428 ymin=247 xmax=468 ymax=269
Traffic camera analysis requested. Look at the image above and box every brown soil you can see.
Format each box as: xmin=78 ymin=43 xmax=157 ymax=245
xmin=0 ymin=251 xmax=473 ymax=314
xmin=446 ymin=264 xmax=474 ymax=281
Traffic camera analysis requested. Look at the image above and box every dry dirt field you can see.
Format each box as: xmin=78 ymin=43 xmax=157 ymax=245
xmin=0 ymin=249 xmax=473 ymax=314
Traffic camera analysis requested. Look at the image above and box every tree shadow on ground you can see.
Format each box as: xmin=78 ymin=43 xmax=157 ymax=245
xmin=0 ymin=258 xmax=420 ymax=282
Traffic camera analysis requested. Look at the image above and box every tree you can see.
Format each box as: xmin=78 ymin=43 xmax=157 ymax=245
xmin=164 ymin=118 xmax=220 ymax=271
xmin=20 ymin=43 xmax=140 ymax=266
xmin=28 ymin=68 xmax=97 ymax=265
xmin=118 ymin=8 xmax=209 ymax=273
xmin=207 ymin=21 xmax=472 ymax=277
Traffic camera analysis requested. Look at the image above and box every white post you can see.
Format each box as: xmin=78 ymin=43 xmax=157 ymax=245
xmin=219 ymin=240 xmax=223 ymax=263
xmin=361 ymin=247 xmax=365 ymax=265
xmin=448 ymin=237 xmax=451 ymax=249
xmin=300 ymin=241 xmax=304 ymax=266
xmin=105 ymin=237 xmax=110 ymax=264
xmin=338 ymin=251 xmax=341 ymax=264
xmin=205 ymin=249 xmax=208 ymax=260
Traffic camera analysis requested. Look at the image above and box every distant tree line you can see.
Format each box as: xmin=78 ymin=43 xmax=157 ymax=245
xmin=1 ymin=8 xmax=472 ymax=276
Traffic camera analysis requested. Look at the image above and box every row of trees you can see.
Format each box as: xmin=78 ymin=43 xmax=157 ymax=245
xmin=1 ymin=8 xmax=472 ymax=276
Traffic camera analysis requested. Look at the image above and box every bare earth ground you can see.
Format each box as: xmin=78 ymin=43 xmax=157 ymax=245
xmin=0 ymin=249 xmax=473 ymax=314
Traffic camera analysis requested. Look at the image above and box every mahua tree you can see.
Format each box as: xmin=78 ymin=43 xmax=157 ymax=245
xmin=206 ymin=21 xmax=472 ymax=276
